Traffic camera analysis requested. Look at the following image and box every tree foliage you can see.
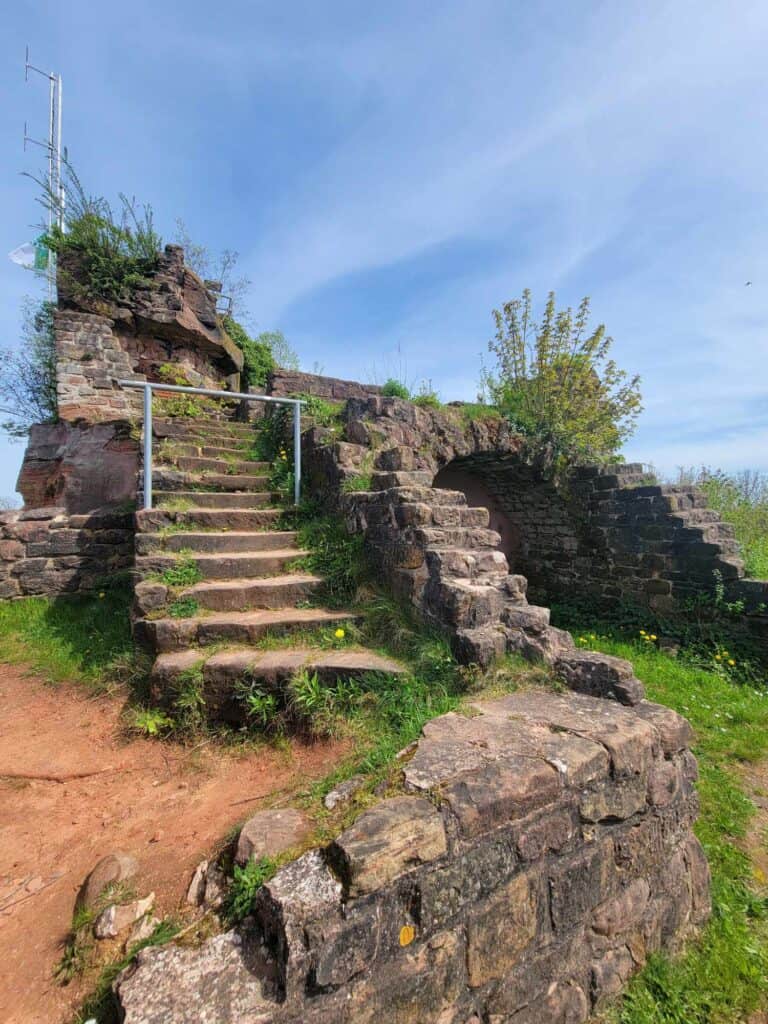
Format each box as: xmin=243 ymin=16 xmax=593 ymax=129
xmin=0 ymin=299 xmax=58 ymax=438
xmin=483 ymin=289 xmax=642 ymax=464
xmin=222 ymin=316 xmax=275 ymax=389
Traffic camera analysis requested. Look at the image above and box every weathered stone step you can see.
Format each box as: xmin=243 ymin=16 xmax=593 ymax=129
xmin=154 ymin=491 xmax=276 ymax=509
xmin=426 ymin=547 xmax=509 ymax=580
xmin=153 ymin=469 xmax=271 ymax=493
xmin=136 ymin=549 xmax=306 ymax=581
xmin=150 ymin=646 xmax=405 ymax=722
xmin=162 ymin=508 xmax=282 ymax=529
xmin=160 ymin=456 xmax=268 ymax=476
xmin=154 ymin=417 xmax=256 ymax=438
xmin=157 ymin=442 xmax=264 ymax=461
xmin=180 ymin=573 xmax=323 ymax=612
xmin=136 ymin=531 xmax=299 ymax=555
xmin=135 ymin=607 xmax=357 ymax=653
xmin=415 ymin=526 xmax=501 ymax=549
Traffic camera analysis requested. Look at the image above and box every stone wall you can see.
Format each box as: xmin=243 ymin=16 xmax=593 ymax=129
xmin=55 ymin=245 xmax=243 ymax=426
xmin=0 ymin=506 xmax=134 ymax=599
xmin=268 ymin=368 xmax=382 ymax=402
xmin=307 ymin=395 xmax=767 ymax=653
xmin=116 ymin=690 xmax=709 ymax=1024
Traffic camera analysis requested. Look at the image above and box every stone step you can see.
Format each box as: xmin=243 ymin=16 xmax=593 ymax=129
xmin=154 ymin=491 xmax=276 ymax=509
xmin=150 ymin=646 xmax=405 ymax=723
xmin=135 ymin=607 xmax=357 ymax=653
xmin=415 ymin=527 xmax=502 ymax=549
xmin=159 ymin=455 xmax=268 ymax=476
xmin=175 ymin=508 xmax=283 ymax=529
xmin=154 ymin=417 xmax=256 ymax=438
xmin=180 ymin=573 xmax=323 ymax=612
xmin=157 ymin=442 xmax=263 ymax=461
xmin=136 ymin=531 xmax=299 ymax=555
xmin=426 ymin=547 xmax=509 ymax=580
xmin=136 ymin=549 xmax=306 ymax=581
xmin=153 ymin=469 xmax=271 ymax=493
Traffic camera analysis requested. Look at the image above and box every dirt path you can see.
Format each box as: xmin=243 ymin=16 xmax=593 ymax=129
xmin=0 ymin=664 xmax=349 ymax=1024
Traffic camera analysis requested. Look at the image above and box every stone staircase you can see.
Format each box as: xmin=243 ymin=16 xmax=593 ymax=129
xmin=132 ymin=409 xmax=402 ymax=726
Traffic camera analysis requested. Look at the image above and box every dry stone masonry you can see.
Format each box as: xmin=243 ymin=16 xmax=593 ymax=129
xmin=117 ymin=690 xmax=708 ymax=1024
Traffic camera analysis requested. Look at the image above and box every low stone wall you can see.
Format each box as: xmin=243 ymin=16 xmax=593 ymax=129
xmin=116 ymin=690 xmax=709 ymax=1024
xmin=0 ymin=506 xmax=134 ymax=598
xmin=269 ymin=368 xmax=382 ymax=402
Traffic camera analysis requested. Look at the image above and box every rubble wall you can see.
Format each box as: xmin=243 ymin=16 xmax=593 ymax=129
xmin=116 ymin=691 xmax=709 ymax=1024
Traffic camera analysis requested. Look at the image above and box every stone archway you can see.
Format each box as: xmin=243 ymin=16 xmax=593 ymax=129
xmin=431 ymin=452 xmax=578 ymax=607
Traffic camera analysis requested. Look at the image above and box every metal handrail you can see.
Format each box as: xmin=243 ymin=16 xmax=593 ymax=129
xmin=118 ymin=380 xmax=304 ymax=510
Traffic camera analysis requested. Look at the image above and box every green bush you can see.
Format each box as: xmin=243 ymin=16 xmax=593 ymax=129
xmin=222 ymin=316 xmax=275 ymax=390
xmin=381 ymin=379 xmax=410 ymax=399
xmin=483 ymin=289 xmax=642 ymax=466
xmin=43 ymin=163 xmax=161 ymax=306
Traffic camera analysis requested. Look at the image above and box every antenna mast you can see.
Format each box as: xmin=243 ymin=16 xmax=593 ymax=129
xmin=23 ymin=46 xmax=64 ymax=298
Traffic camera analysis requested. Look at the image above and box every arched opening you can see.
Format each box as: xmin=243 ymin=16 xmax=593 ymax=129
xmin=432 ymin=460 xmax=519 ymax=566
xmin=432 ymin=453 xmax=579 ymax=604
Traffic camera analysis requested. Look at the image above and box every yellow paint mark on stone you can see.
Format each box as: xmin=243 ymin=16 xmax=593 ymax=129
xmin=399 ymin=924 xmax=415 ymax=947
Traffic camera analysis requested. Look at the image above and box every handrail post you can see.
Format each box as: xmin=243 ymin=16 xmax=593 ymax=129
xmin=143 ymin=383 xmax=153 ymax=510
xmin=293 ymin=400 xmax=301 ymax=506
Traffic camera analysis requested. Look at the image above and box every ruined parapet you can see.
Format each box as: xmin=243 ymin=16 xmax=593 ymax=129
xmin=116 ymin=690 xmax=709 ymax=1023
xmin=306 ymin=394 xmax=767 ymax=657
xmin=55 ymin=244 xmax=243 ymax=425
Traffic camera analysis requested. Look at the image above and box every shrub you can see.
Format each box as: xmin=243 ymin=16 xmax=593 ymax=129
xmin=483 ymin=289 xmax=642 ymax=466
xmin=412 ymin=380 xmax=441 ymax=409
xmin=42 ymin=162 xmax=161 ymax=306
xmin=381 ymin=378 xmax=410 ymax=399
xmin=222 ymin=316 xmax=275 ymax=390
xmin=0 ymin=299 xmax=58 ymax=438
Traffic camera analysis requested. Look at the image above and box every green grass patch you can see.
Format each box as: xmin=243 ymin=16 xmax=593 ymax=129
xmin=0 ymin=588 xmax=135 ymax=689
xmin=158 ymin=555 xmax=202 ymax=588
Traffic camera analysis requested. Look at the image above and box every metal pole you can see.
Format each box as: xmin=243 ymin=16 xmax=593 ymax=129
xmin=56 ymin=74 xmax=63 ymax=230
xmin=143 ymin=385 xmax=153 ymax=510
xmin=293 ymin=401 xmax=301 ymax=506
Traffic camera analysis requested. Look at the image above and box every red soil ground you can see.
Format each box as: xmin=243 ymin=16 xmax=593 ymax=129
xmin=0 ymin=664 xmax=348 ymax=1024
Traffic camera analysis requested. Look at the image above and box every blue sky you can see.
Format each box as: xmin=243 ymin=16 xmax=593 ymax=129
xmin=1 ymin=0 xmax=767 ymax=501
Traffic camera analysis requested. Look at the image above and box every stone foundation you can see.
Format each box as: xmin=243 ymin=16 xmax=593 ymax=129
xmin=116 ymin=690 xmax=709 ymax=1023
xmin=0 ymin=506 xmax=134 ymax=598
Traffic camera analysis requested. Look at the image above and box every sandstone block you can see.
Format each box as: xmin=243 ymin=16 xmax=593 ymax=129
xmin=331 ymin=797 xmax=447 ymax=896
xmin=466 ymin=872 xmax=538 ymax=987
xmin=235 ymin=808 xmax=312 ymax=867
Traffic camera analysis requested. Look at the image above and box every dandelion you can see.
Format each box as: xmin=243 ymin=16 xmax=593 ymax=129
xmin=98 ymin=592 xmax=105 ymax=599
xmin=639 ymin=630 xmax=646 ymax=636
xmin=728 ymin=659 xmax=736 ymax=667
xmin=715 ymin=654 xmax=723 ymax=661
xmin=649 ymin=634 xmax=657 ymax=641
xmin=334 ymin=628 xmax=346 ymax=640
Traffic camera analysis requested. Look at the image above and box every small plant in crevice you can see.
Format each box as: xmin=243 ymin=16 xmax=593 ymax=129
xmin=172 ymin=665 xmax=207 ymax=733
xmin=167 ymin=596 xmax=200 ymax=619
xmin=223 ymin=856 xmax=279 ymax=925
xmin=159 ymin=555 xmax=202 ymax=588
xmin=235 ymin=677 xmax=279 ymax=729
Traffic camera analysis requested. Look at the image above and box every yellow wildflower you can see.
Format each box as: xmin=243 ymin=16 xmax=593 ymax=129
xmin=650 ymin=634 xmax=657 ymax=641
xmin=715 ymin=654 xmax=722 ymax=661
xmin=334 ymin=628 xmax=346 ymax=640
xmin=98 ymin=592 xmax=105 ymax=599
xmin=728 ymin=659 xmax=736 ymax=667
xmin=639 ymin=630 xmax=646 ymax=636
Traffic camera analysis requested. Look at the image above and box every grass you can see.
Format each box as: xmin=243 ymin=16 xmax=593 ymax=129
xmin=0 ymin=588 xmax=135 ymax=689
